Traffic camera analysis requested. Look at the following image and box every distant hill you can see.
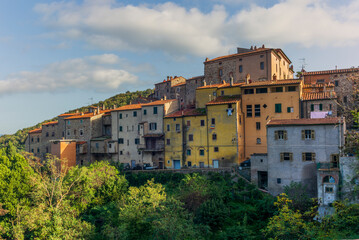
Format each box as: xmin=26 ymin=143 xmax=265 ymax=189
xmin=0 ymin=88 xmax=154 ymax=150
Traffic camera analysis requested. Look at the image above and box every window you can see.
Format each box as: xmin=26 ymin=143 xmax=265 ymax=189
xmin=256 ymin=88 xmax=268 ymax=94
xmin=74 ymin=130 xmax=77 ymax=135
xmin=67 ymin=120 xmax=70 ymax=125
xmin=325 ymin=187 xmax=334 ymax=193
xmin=275 ymin=130 xmax=287 ymax=140
xmin=239 ymin=65 xmax=243 ymax=73
xmin=119 ymin=126 xmax=123 ymax=132
xmin=247 ymin=105 xmax=252 ymax=117
xmin=188 ymin=161 xmax=192 ymax=167
xmin=37 ymin=148 xmax=40 ymax=153
xmin=127 ymin=140 xmax=129 ymax=146
xmin=244 ymin=89 xmax=254 ymax=94
xmin=67 ymin=130 xmax=70 ymax=136
xmin=46 ymin=132 xmax=49 ymax=137
xmin=260 ymin=62 xmax=264 ymax=70
xmin=219 ymin=69 xmax=223 ymax=76
xmin=135 ymin=138 xmax=140 ymax=144
xmin=167 ymin=124 xmax=170 ymax=131
xmin=80 ymin=119 xmax=83 ymax=124
xmin=221 ymin=90 xmax=224 ymax=96
xmin=166 ymin=139 xmax=170 ymax=145
xmin=260 ymin=55 xmax=264 ymax=58
xmin=214 ymin=147 xmax=219 ymax=152
xmin=149 ymin=123 xmax=157 ymax=130
xmin=212 ymin=133 xmax=217 ymax=140
xmin=176 ymin=124 xmax=180 ymax=132
xmin=316 ymin=79 xmax=325 ymax=84
xmin=280 ymin=152 xmax=293 ymax=161
xmin=187 ymin=120 xmax=191 ymax=127
xmin=31 ymin=137 xmax=34 ymax=143
xmin=302 ymin=152 xmax=316 ymax=161
xmin=310 ymin=104 xmax=314 ymax=111
xmin=187 ymin=149 xmax=191 ymax=156
xmin=334 ymin=81 xmax=339 ymax=87
xmin=277 ymin=178 xmax=282 ymax=184
xmin=275 ymin=104 xmax=282 ymax=113
xmin=343 ymin=96 xmax=347 ymax=103
xmin=302 ymin=130 xmax=315 ymax=140
xmin=331 ymin=154 xmax=339 ymax=168
xmin=31 ymin=149 xmax=34 ymax=153
xmin=95 ymin=143 xmax=99 ymax=149
xmin=52 ymin=132 xmax=55 ymax=137
xmin=255 ymin=104 xmax=260 ymax=117
xmin=287 ymin=86 xmax=297 ymax=92
xmin=213 ymin=91 xmax=217 ymax=97
xmin=119 ymin=113 xmax=122 ymax=119
xmin=256 ymin=122 xmax=261 ymax=130
xmin=189 ymin=134 xmax=194 ymax=141
xmin=37 ymin=137 xmax=40 ymax=142
xmin=200 ymin=120 xmax=205 ymax=126
xmin=211 ymin=118 xmax=215 ymax=125
xmin=287 ymin=107 xmax=294 ymax=113
xmin=133 ymin=111 xmax=137 ymax=117
xmin=120 ymin=151 xmax=123 ymax=155
xmin=118 ymin=138 xmax=124 ymax=144
xmin=272 ymin=87 xmax=283 ymax=92
xmin=80 ymin=129 xmax=84 ymax=136
xmin=323 ymin=175 xmax=335 ymax=183
xmin=143 ymin=109 xmax=147 ymax=115
xmin=256 ymin=138 xmax=261 ymax=144
xmin=153 ymin=107 xmax=158 ymax=114
xmin=329 ymin=104 xmax=332 ymax=110
xmin=199 ymin=149 xmax=205 ymax=156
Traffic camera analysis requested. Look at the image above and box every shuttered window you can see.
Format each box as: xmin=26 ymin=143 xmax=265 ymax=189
xmin=275 ymin=130 xmax=287 ymax=140
xmin=302 ymin=130 xmax=315 ymax=140
xmin=302 ymin=152 xmax=316 ymax=161
xmin=280 ymin=152 xmax=293 ymax=161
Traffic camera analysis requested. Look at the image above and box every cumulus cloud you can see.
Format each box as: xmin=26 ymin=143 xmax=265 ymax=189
xmin=34 ymin=0 xmax=359 ymax=56
xmin=0 ymin=54 xmax=139 ymax=95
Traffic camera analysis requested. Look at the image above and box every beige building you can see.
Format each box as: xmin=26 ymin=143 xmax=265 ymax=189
xmin=204 ymin=45 xmax=294 ymax=85
xmin=25 ymin=128 xmax=42 ymax=158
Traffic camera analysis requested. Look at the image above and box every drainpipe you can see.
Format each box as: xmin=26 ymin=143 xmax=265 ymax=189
xmin=206 ymin=106 xmax=210 ymax=168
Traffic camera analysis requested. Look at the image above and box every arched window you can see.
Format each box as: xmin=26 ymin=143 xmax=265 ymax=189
xmin=323 ymin=176 xmax=335 ymax=183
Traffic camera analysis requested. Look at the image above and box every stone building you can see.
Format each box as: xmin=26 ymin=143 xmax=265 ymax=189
xmin=25 ymin=128 xmax=42 ymax=158
xmin=40 ymin=121 xmax=59 ymax=156
xmin=250 ymin=118 xmax=345 ymax=198
xmin=184 ymin=75 xmax=205 ymax=108
xmin=204 ymin=45 xmax=294 ymax=85
xmin=154 ymin=76 xmax=186 ymax=101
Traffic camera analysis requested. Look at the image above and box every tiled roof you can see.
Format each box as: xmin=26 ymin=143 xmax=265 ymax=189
xmin=172 ymin=82 xmax=186 ymax=87
xmin=241 ymin=79 xmax=301 ymax=87
xmin=197 ymin=82 xmax=243 ymax=90
xmin=64 ymin=112 xmax=101 ymax=120
xmin=302 ymin=67 xmax=359 ymax=76
xmin=155 ymin=76 xmax=185 ymax=85
xmin=143 ymin=99 xmax=177 ymax=106
xmin=165 ymin=108 xmax=206 ymax=118
xmin=76 ymin=141 xmax=87 ymax=145
xmin=187 ymin=75 xmax=204 ymax=81
xmin=29 ymin=128 xmax=42 ymax=134
xmin=112 ymin=104 xmax=143 ymax=111
xmin=58 ymin=112 xmax=81 ymax=117
xmin=205 ymin=48 xmax=269 ymax=63
xmin=42 ymin=121 xmax=58 ymax=126
xmin=267 ymin=118 xmax=342 ymax=126
xmin=207 ymin=95 xmax=241 ymax=106
xmin=302 ymin=92 xmax=337 ymax=101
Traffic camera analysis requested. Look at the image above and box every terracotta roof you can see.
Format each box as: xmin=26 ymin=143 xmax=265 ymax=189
xmin=64 ymin=112 xmax=101 ymax=120
xmin=302 ymin=92 xmax=337 ymax=101
xmin=267 ymin=118 xmax=342 ymax=126
xmin=165 ymin=108 xmax=206 ymax=118
xmin=143 ymin=99 xmax=176 ymax=106
xmin=58 ymin=112 xmax=81 ymax=117
xmin=187 ymin=75 xmax=204 ymax=81
xmin=76 ymin=141 xmax=87 ymax=145
xmin=207 ymin=95 xmax=241 ymax=106
xmin=112 ymin=104 xmax=143 ymax=111
xmin=302 ymin=67 xmax=359 ymax=76
xmin=197 ymin=82 xmax=244 ymax=90
xmin=155 ymin=76 xmax=185 ymax=85
xmin=172 ymin=82 xmax=186 ymax=87
xmin=205 ymin=48 xmax=269 ymax=63
xmin=42 ymin=121 xmax=58 ymax=126
xmin=29 ymin=128 xmax=42 ymax=134
xmin=241 ymin=79 xmax=301 ymax=87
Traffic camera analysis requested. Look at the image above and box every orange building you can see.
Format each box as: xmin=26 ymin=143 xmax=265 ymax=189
xmin=50 ymin=139 xmax=77 ymax=171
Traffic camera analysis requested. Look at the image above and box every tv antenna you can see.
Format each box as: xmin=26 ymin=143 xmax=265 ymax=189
xmin=299 ymin=58 xmax=307 ymax=71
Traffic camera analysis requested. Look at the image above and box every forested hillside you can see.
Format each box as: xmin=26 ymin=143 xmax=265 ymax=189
xmin=0 ymin=89 xmax=154 ymax=150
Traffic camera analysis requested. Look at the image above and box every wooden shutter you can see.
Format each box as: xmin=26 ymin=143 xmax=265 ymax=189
xmin=311 ymin=130 xmax=315 ymax=140
xmin=280 ymin=153 xmax=284 ymax=162
xmin=284 ymin=131 xmax=288 ymax=140
xmin=275 ymin=131 xmax=279 ymax=140
xmin=312 ymin=152 xmax=316 ymax=161
xmin=301 ymin=130 xmax=305 ymax=140
xmin=319 ymin=104 xmax=323 ymax=111
xmin=311 ymin=104 xmax=314 ymax=111
xmin=302 ymin=153 xmax=305 ymax=161
xmin=289 ymin=153 xmax=293 ymax=161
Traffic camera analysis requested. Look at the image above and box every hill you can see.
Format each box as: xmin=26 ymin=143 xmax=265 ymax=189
xmin=0 ymin=88 xmax=154 ymax=150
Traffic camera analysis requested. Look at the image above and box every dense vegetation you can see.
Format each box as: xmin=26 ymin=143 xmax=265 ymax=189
xmin=0 ymin=89 xmax=154 ymax=150
xmin=1 ymin=146 xmax=359 ymax=239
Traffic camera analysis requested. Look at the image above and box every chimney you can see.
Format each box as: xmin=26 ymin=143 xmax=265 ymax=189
xmin=222 ymin=79 xmax=226 ymax=84
xmin=230 ymin=76 xmax=234 ymax=86
xmin=174 ymin=76 xmax=177 ymax=79
xmin=97 ymin=106 xmax=100 ymax=114
xmin=167 ymin=76 xmax=169 ymax=81
xmin=81 ymin=112 xmax=84 ymax=116
xmin=203 ymin=80 xmax=207 ymax=86
xmin=250 ymin=46 xmax=253 ymax=50
xmin=170 ymin=76 xmax=173 ymax=80
xmin=113 ymin=104 xmax=117 ymax=109
xmin=262 ymin=44 xmax=265 ymax=48
xmin=205 ymin=57 xmax=209 ymax=62
xmin=76 ymin=110 xmax=79 ymax=113
xmin=245 ymin=74 xmax=250 ymax=84
xmin=103 ymin=105 xmax=106 ymax=110
xmin=254 ymin=46 xmax=257 ymax=50
xmin=164 ymin=95 xmax=167 ymax=100
xmin=273 ymin=74 xmax=277 ymax=81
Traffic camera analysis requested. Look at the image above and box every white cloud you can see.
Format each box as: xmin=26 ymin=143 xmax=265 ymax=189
xmin=34 ymin=0 xmax=359 ymax=56
xmin=0 ymin=54 xmax=139 ymax=95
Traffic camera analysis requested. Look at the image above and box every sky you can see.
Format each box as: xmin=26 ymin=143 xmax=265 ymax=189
xmin=1 ymin=0 xmax=359 ymax=134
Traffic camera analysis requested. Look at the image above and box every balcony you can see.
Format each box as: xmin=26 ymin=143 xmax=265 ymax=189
xmin=317 ymin=162 xmax=339 ymax=170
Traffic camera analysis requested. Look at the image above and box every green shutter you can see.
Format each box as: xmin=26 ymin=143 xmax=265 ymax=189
xmin=311 ymin=130 xmax=315 ymax=140
xmin=287 ymin=107 xmax=291 ymax=113
xmin=302 ymin=153 xmax=306 ymax=161
xmin=284 ymin=131 xmax=288 ymax=140
xmin=289 ymin=153 xmax=293 ymax=161
xmin=275 ymin=131 xmax=279 ymax=140
xmin=312 ymin=153 xmax=316 ymax=161
xmin=280 ymin=153 xmax=284 ymax=162
xmin=301 ymin=130 xmax=305 ymax=140
xmin=319 ymin=104 xmax=323 ymax=111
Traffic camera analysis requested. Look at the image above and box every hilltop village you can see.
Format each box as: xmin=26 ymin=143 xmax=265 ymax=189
xmin=25 ymin=45 xmax=359 ymax=207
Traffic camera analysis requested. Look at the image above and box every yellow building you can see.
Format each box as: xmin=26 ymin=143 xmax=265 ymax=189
xmin=241 ymin=79 xmax=302 ymax=159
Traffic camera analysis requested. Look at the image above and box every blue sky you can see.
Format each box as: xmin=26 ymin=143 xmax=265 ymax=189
xmin=1 ymin=0 xmax=359 ymax=134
